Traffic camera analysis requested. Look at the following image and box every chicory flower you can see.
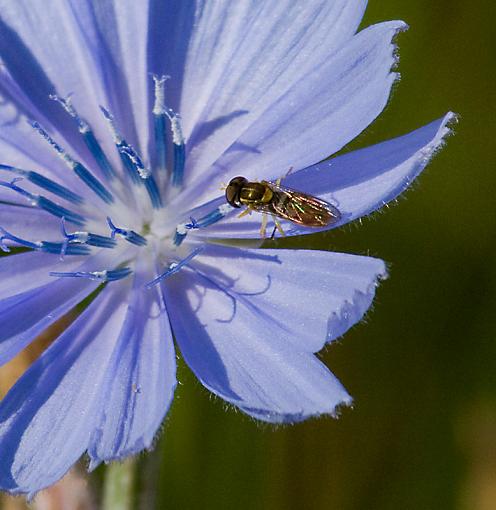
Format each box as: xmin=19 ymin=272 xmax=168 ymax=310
xmin=0 ymin=1 xmax=454 ymax=496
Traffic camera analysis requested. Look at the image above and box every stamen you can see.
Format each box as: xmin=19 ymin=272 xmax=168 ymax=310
xmin=119 ymin=146 xmax=151 ymax=179
xmin=0 ymin=227 xmax=37 ymax=252
xmin=49 ymin=267 xmax=132 ymax=282
xmin=59 ymin=217 xmax=115 ymax=259
xmin=187 ymin=203 xmax=234 ymax=229
xmin=0 ymin=227 xmax=90 ymax=255
xmin=119 ymin=145 xmax=163 ymax=209
xmin=173 ymin=222 xmax=188 ymax=247
xmin=100 ymin=106 xmax=141 ymax=184
xmin=146 ymin=246 xmax=204 ymax=288
xmin=173 ymin=204 xmax=234 ymax=246
xmin=0 ymin=164 xmax=83 ymax=204
xmin=50 ymin=95 xmax=116 ymax=180
xmin=40 ymin=242 xmax=91 ymax=256
xmin=106 ymin=217 xmax=147 ymax=246
xmin=165 ymin=109 xmax=185 ymax=187
xmin=31 ymin=121 xmax=114 ymax=204
xmin=0 ymin=179 xmax=85 ymax=226
xmin=152 ymin=75 xmax=170 ymax=173
xmin=100 ymin=106 xmax=163 ymax=208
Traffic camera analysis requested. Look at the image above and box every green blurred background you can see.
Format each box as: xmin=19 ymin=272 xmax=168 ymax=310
xmin=3 ymin=1 xmax=495 ymax=509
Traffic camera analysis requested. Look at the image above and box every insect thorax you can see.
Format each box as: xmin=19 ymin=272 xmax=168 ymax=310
xmin=240 ymin=182 xmax=273 ymax=205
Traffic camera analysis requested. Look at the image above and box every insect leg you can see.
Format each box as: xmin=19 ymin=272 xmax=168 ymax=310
xmin=275 ymin=167 xmax=293 ymax=187
xmin=284 ymin=166 xmax=294 ymax=178
xmin=259 ymin=212 xmax=268 ymax=238
xmin=270 ymin=214 xmax=285 ymax=239
xmin=237 ymin=207 xmax=252 ymax=218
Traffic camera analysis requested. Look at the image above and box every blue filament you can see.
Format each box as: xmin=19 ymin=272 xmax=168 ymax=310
xmin=37 ymin=196 xmax=86 ymax=226
xmin=0 ymin=227 xmax=37 ymax=252
xmin=100 ymin=106 xmax=163 ymax=207
xmin=171 ymin=143 xmax=185 ymax=187
xmin=50 ymin=267 xmax=132 ymax=282
xmin=107 ymin=217 xmax=147 ymax=246
xmin=0 ymin=179 xmax=85 ymax=226
xmin=50 ymin=94 xmax=116 ymax=180
xmin=143 ymin=176 xmax=163 ymax=209
xmin=82 ymin=130 xmax=116 ymax=180
xmin=100 ymin=106 xmax=140 ymax=184
xmin=119 ymin=145 xmax=163 ymax=209
xmin=40 ymin=242 xmax=91 ymax=256
xmin=173 ymin=228 xmax=188 ymax=247
xmin=31 ymin=121 xmax=114 ymax=205
xmin=146 ymin=246 xmax=204 ymax=288
xmin=0 ymin=164 xmax=83 ymax=204
xmin=153 ymin=114 xmax=167 ymax=173
xmin=72 ymin=162 xmax=113 ymax=204
xmin=0 ymin=227 xmax=90 ymax=255
xmin=0 ymin=177 xmax=33 ymax=200
xmin=152 ymin=74 xmax=169 ymax=173
xmin=173 ymin=205 xmax=233 ymax=246
xmin=59 ymin=218 xmax=116 ymax=258
xmin=187 ymin=205 xmax=233 ymax=229
xmin=120 ymin=150 xmax=142 ymax=184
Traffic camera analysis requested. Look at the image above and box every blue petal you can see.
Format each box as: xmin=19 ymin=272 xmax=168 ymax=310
xmin=0 ymin=261 xmax=99 ymax=366
xmin=199 ymin=113 xmax=456 ymax=238
xmin=183 ymin=19 xmax=405 ymax=204
xmin=163 ymin=246 xmax=384 ymax=422
xmin=0 ymin=2 xmax=114 ymax=166
xmin=179 ymin=1 xmax=366 ymax=169
xmin=200 ymin=245 xmax=386 ymax=352
xmin=285 ymin=112 xmax=457 ymax=233
xmin=0 ymin=251 xmax=123 ymax=366
xmin=0 ymin=283 xmax=129 ymax=495
xmin=0 ymin=205 xmax=62 ymax=243
xmin=88 ymin=260 xmax=176 ymax=467
xmin=66 ymin=0 xmax=150 ymax=153
xmin=0 ymin=105 xmax=84 ymax=203
xmin=0 ymin=251 xmax=95 ymax=301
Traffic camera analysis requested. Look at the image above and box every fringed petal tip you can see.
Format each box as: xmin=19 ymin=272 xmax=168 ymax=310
xmin=240 ymin=392 xmax=354 ymax=425
xmin=326 ymin=265 xmax=388 ymax=345
xmin=427 ymin=110 xmax=459 ymax=154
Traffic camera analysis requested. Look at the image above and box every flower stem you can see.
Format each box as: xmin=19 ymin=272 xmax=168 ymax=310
xmin=102 ymin=459 xmax=136 ymax=510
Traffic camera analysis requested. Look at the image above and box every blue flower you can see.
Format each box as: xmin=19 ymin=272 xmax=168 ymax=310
xmin=0 ymin=1 xmax=454 ymax=496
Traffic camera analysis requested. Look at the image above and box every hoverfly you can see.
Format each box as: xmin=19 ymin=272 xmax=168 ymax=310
xmin=225 ymin=176 xmax=341 ymax=238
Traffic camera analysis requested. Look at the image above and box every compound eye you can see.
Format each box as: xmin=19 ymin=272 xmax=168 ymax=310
xmin=225 ymin=184 xmax=237 ymax=207
xmin=225 ymin=176 xmax=247 ymax=207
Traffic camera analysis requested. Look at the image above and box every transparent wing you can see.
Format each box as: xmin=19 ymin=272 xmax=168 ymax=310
xmin=266 ymin=181 xmax=341 ymax=227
